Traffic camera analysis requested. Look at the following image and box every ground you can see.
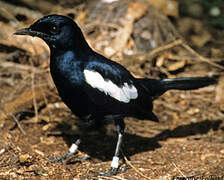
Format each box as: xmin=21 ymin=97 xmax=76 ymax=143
xmin=0 ymin=0 xmax=224 ymax=179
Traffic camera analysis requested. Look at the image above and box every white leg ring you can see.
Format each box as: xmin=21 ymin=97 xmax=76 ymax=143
xmin=69 ymin=143 xmax=78 ymax=154
xmin=111 ymin=156 xmax=119 ymax=168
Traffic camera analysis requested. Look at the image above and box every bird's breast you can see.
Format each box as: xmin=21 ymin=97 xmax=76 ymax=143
xmin=49 ymin=61 xmax=90 ymax=117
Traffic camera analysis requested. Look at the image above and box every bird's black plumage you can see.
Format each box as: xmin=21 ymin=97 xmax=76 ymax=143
xmin=14 ymin=14 xmax=216 ymax=175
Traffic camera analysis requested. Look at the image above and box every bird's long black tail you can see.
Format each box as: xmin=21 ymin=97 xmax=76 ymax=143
xmin=139 ymin=77 xmax=216 ymax=99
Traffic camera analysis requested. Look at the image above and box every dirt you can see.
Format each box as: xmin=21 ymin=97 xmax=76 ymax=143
xmin=0 ymin=0 xmax=224 ymax=179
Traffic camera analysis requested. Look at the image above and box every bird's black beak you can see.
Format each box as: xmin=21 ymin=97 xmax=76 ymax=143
xmin=14 ymin=28 xmax=41 ymax=37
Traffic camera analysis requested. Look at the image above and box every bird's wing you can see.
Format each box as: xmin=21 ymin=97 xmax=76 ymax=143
xmin=83 ymin=61 xmax=138 ymax=105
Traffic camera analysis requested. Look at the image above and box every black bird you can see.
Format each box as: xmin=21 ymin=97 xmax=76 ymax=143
xmin=14 ymin=15 xmax=216 ymax=175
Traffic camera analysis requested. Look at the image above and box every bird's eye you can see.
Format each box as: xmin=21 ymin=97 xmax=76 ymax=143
xmin=50 ymin=26 xmax=59 ymax=35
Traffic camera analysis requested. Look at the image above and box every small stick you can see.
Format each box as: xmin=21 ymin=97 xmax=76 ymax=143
xmin=123 ymin=156 xmax=152 ymax=180
xmin=182 ymin=43 xmax=224 ymax=70
xmin=97 ymin=176 xmax=121 ymax=180
xmin=146 ymin=39 xmax=183 ymax=58
xmin=10 ymin=113 xmax=26 ymax=135
xmin=139 ymin=39 xmax=224 ymax=70
xmin=172 ymin=162 xmax=187 ymax=179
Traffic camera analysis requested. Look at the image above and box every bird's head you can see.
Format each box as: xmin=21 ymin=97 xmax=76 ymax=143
xmin=14 ymin=14 xmax=89 ymax=52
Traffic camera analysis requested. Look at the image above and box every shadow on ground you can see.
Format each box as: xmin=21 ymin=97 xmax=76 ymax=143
xmin=52 ymin=119 xmax=222 ymax=161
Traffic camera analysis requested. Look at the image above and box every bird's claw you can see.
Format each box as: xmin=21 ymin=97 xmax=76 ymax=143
xmin=47 ymin=153 xmax=90 ymax=164
xmin=91 ymin=167 xmax=118 ymax=177
xmin=73 ymin=156 xmax=90 ymax=161
xmin=47 ymin=155 xmax=68 ymax=164
xmin=100 ymin=167 xmax=118 ymax=176
xmin=47 ymin=152 xmax=75 ymax=164
xmin=91 ymin=165 xmax=130 ymax=177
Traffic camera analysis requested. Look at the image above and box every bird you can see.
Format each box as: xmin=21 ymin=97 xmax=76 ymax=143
xmin=14 ymin=14 xmax=216 ymax=176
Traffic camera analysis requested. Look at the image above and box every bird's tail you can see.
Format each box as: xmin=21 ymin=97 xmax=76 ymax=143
xmin=139 ymin=77 xmax=216 ymax=99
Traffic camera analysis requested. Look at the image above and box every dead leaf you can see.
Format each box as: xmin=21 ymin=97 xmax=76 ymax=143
xmin=187 ymin=108 xmax=200 ymax=115
xmin=167 ymin=60 xmax=186 ymax=71
xmin=19 ymin=154 xmax=31 ymax=163
xmin=201 ymin=153 xmax=216 ymax=161
xmin=156 ymin=55 xmax=165 ymax=67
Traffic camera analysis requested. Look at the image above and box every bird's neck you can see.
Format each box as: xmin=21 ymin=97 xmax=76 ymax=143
xmin=50 ymin=50 xmax=80 ymax=82
xmin=50 ymin=40 xmax=92 ymax=59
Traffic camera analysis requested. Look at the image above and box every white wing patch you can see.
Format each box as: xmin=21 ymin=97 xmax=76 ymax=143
xmin=84 ymin=69 xmax=138 ymax=103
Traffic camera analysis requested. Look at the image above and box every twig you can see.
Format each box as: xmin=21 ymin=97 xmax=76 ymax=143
xmin=39 ymin=84 xmax=53 ymax=122
xmin=136 ymin=38 xmax=224 ymax=70
xmin=167 ymin=55 xmax=224 ymax=63
xmin=10 ymin=113 xmax=26 ymax=135
xmin=172 ymin=162 xmax=187 ymax=179
xmin=97 ymin=176 xmax=121 ymax=180
xmin=112 ymin=176 xmax=127 ymax=180
xmin=123 ymin=156 xmax=152 ymax=180
xmin=181 ymin=43 xmax=224 ymax=70
xmin=145 ymin=39 xmax=183 ymax=59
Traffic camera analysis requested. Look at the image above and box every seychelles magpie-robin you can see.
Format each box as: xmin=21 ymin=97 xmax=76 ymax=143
xmin=14 ymin=15 xmax=216 ymax=175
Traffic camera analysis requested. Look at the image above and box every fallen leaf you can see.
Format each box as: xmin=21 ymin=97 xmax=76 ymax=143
xmin=167 ymin=60 xmax=186 ymax=71
xmin=156 ymin=55 xmax=165 ymax=67
xmin=19 ymin=154 xmax=31 ymax=163
xmin=201 ymin=153 xmax=216 ymax=161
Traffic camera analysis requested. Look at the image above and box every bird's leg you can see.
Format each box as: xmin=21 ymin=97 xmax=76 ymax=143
xmin=48 ymin=116 xmax=95 ymax=163
xmin=96 ymin=118 xmax=127 ymax=176
xmin=48 ymin=138 xmax=81 ymax=163
xmin=108 ymin=132 xmax=123 ymax=175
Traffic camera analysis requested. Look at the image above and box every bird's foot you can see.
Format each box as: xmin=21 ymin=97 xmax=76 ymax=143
xmin=47 ymin=152 xmax=90 ymax=164
xmin=99 ymin=167 xmax=118 ymax=176
xmin=47 ymin=152 xmax=75 ymax=164
xmin=91 ymin=165 xmax=129 ymax=177
xmin=73 ymin=155 xmax=90 ymax=161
